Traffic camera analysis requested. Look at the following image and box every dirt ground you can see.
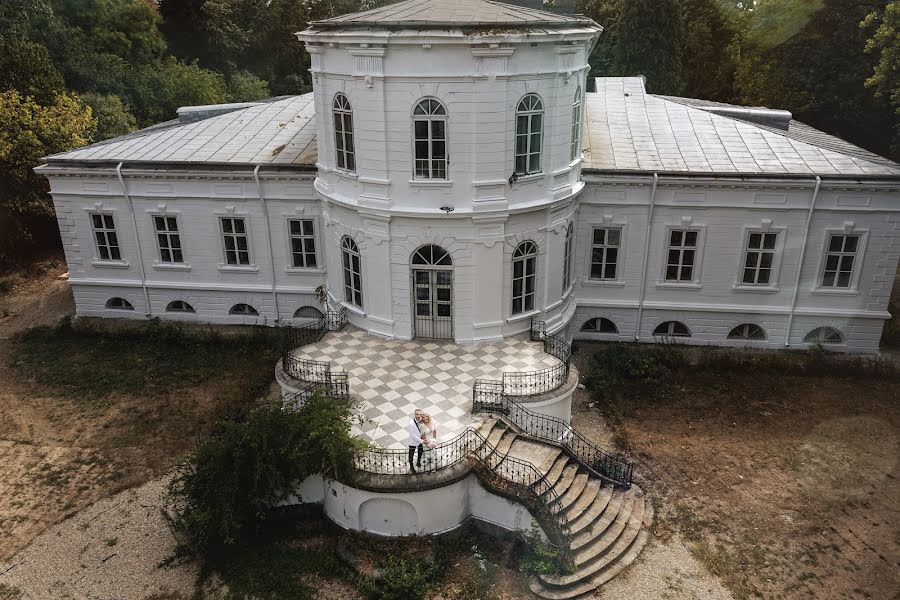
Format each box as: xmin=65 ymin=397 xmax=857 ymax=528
xmin=571 ymin=348 xmax=900 ymax=600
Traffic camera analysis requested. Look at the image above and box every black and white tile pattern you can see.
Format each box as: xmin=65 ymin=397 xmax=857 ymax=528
xmin=292 ymin=328 xmax=561 ymax=448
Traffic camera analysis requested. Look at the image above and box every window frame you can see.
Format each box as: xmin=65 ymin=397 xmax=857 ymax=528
xmin=166 ymin=300 xmax=195 ymax=314
xmin=229 ymin=303 xmax=259 ymax=316
xmin=341 ymin=236 xmax=364 ymax=309
xmin=570 ymin=86 xmax=582 ymax=163
xmin=814 ymin=229 xmax=868 ymax=293
xmin=653 ymin=320 xmax=691 ymax=338
xmin=588 ymin=226 xmax=623 ymax=282
xmin=733 ymin=226 xmax=785 ymax=292
xmin=286 ymin=218 xmax=319 ymax=270
xmin=105 ymin=297 xmax=134 ymax=311
xmin=333 ymin=92 xmax=355 ymax=173
xmin=411 ymin=98 xmax=448 ymax=181
xmin=89 ymin=212 xmax=123 ymax=263
xmin=562 ymin=223 xmax=575 ymax=293
xmin=581 ymin=317 xmax=618 ymax=334
xmin=515 ymin=93 xmax=544 ymax=176
xmin=658 ymin=225 xmax=706 ymax=288
xmin=219 ymin=216 xmax=253 ymax=267
xmin=511 ymin=240 xmax=538 ymax=316
xmin=152 ymin=214 xmax=184 ymax=265
xmin=804 ymin=326 xmax=843 ymax=345
xmin=727 ymin=323 xmax=767 ymax=341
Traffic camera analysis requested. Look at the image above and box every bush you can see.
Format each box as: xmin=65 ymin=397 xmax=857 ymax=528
xmin=583 ymin=343 xmax=681 ymax=405
xmin=368 ymin=557 xmax=436 ymax=600
xmin=165 ymin=396 xmax=367 ymax=561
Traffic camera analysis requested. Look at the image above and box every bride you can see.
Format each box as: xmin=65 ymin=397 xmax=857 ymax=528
xmin=418 ymin=413 xmax=438 ymax=472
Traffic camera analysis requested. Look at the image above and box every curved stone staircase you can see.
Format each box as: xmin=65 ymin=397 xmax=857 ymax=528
xmin=475 ymin=418 xmax=652 ymax=599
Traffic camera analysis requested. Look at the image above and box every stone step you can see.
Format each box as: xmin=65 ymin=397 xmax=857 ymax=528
xmin=591 ymin=529 xmax=651 ymax=589
xmin=529 ymin=577 xmax=596 ymax=600
xmin=547 ymin=464 xmax=580 ymax=508
xmin=538 ymin=492 xmax=644 ymax=589
xmin=537 ymin=448 xmax=564 ymax=474
xmin=569 ymin=482 xmax=613 ymax=540
xmin=563 ymin=478 xmax=601 ymax=526
xmin=542 ymin=455 xmax=570 ymax=489
xmin=570 ymin=485 xmax=622 ymax=543
xmin=475 ymin=417 xmax=498 ymax=440
xmin=558 ymin=472 xmax=589 ymax=513
xmin=495 ymin=429 xmax=518 ymax=457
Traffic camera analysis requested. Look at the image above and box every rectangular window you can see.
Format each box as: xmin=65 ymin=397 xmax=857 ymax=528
xmin=821 ymin=234 xmax=860 ymax=288
xmin=220 ymin=217 xmax=250 ymax=266
xmin=288 ymin=219 xmax=317 ymax=269
xmin=515 ymin=113 xmax=543 ymax=175
xmin=154 ymin=216 xmax=183 ymax=263
xmin=590 ymin=228 xmax=620 ymax=280
xmin=91 ymin=213 xmax=121 ymax=261
xmin=665 ymin=229 xmax=698 ymax=282
xmin=413 ymin=119 xmax=447 ymax=179
xmin=741 ymin=232 xmax=777 ymax=285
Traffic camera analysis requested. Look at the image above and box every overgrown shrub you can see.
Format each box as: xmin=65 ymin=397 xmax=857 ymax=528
xmin=165 ymin=396 xmax=366 ymax=561
xmin=583 ymin=343 xmax=681 ymax=406
xmin=518 ymin=523 xmax=569 ymax=577
xmin=367 ymin=557 xmax=437 ymax=600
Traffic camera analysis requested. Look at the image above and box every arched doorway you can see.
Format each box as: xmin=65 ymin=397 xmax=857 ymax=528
xmin=411 ymin=245 xmax=453 ymax=340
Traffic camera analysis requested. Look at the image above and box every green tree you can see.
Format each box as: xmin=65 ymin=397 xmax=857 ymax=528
xmin=226 ymin=70 xmax=272 ymax=102
xmin=734 ymin=0 xmax=895 ymax=159
xmin=680 ymin=0 xmax=740 ymax=100
xmin=79 ymin=92 xmax=137 ymax=142
xmin=125 ymin=57 xmax=228 ymax=125
xmin=165 ymin=396 xmax=366 ymax=560
xmin=0 ymin=38 xmax=65 ymax=103
xmin=862 ymin=2 xmax=900 ymax=156
xmin=0 ymin=91 xmax=95 ymax=259
xmin=577 ymin=0 xmax=684 ymax=95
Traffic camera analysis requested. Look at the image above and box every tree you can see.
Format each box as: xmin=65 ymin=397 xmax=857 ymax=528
xmin=680 ymin=0 xmax=740 ymax=100
xmin=79 ymin=92 xmax=138 ymax=142
xmin=577 ymin=0 xmax=684 ymax=95
xmin=0 ymin=38 xmax=65 ymax=104
xmin=226 ymin=71 xmax=272 ymax=102
xmin=0 ymin=91 xmax=95 ymax=259
xmin=124 ymin=57 xmax=228 ymax=125
xmin=734 ymin=0 xmax=895 ymax=160
xmin=862 ymin=2 xmax=900 ymax=156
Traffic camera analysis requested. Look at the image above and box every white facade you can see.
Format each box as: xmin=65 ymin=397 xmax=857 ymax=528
xmin=38 ymin=4 xmax=900 ymax=353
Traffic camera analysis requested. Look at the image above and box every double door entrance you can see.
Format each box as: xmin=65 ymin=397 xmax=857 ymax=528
xmin=412 ymin=268 xmax=453 ymax=339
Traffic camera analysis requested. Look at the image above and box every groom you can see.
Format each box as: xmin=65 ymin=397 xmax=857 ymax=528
xmin=407 ymin=408 xmax=425 ymax=473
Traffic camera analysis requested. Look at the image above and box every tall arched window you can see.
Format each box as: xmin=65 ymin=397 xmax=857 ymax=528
xmin=562 ymin=222 xmax=574 ymax=292
xmin=515 ymin=94 xmax=543 ymax=175
xmin=341 ymin=236 xmax=363 ymax=308
xmin=333 ymin=93 xmax=355 ymax=172
xmin=571 ymin=86 xmax=582 ymax=162
xmin=412 ymin=98 xmax=447 ymax=179
xmin=512 ymin=241 xmax=538 ymax=315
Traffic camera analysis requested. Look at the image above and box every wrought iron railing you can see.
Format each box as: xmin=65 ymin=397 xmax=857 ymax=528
xmin=350 ymin=427 xmax=572 ymax=557
xmin=282 ymin=380 xmax=350 ymax=410
xmin=280 ymin=308 xmax=349 ymax=391
xmin=471 ymin=389 xmax=634 ymax=488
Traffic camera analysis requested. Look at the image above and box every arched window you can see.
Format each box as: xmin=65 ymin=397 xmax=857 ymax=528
xmin=333 ymin=93 xmax=355 ymax=172
xmin=728 ymin=323 xmax=766 ymax=340
xmin=411 ymin=244 xmax=452 ymax=266
xmin=562 ymin=222 xmax=574 ymax=292
xmin=581 ymin=317 xmax=617 ymax=334
xmin=293 ymin=306 xmax=323 ymax=319
xmin=804 ymin=327 xmax=842 ymax=344
xmin=341 ymin=236 xmax=363 ymax=308
xmin=229 ymin=303 xmax=259 ymax=316
xmin=571 ymin=86 xmax=582 ymax=162
xmin=653 ymin=321 xmax=690 ymax=337
xmin=166 ymin=300 xmax=195 ymax=313
xmin=512 ymin=241 xmax=537 ymax=315
xmin=412 ymin=98 xmax=447 ymax=179
xmin=515 ymin=94 xmax=543 ymax=176
xmin=105 ymin=297 xmax=134 ymax=310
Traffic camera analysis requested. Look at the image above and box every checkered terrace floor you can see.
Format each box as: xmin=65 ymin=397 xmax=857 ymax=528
xmin=291 ymin=328 xmax=561 ymax=449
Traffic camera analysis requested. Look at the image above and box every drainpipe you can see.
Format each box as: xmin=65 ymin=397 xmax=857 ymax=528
xmin=115 ymin=162 xmax=151 ymax=317
xmin=634 ymin=173 xmax=658 ymax=341
xmin=785 ymin=176 xmax=821 ymax=347
xmin=254 ymin=165 xmax=280 ymax=323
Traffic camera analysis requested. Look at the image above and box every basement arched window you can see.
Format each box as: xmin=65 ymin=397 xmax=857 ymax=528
xmin=105 ymin=297 xmax=134 ymax=310
xmin=804 ymin=326 xmax=842 ymax=345
xmin=341 ymin=236 xmax=363 ymax=309
xmin=229 ymin=303 xmax=259 ymax=316
xmin=581 ymin=317 xmax=618 ymax=334
xmin=166 ymin=300 xmax=195 ymax=313
xmin=333 ymin=93 xmax=355 ymax=172
xmin=728 ymin=323 xmax=766 ymax=340
xmin=653 ymin=321 xmax=690 ymax=338
xmin=515 ymin=93 xmax=543 ymax=175
xmin=293 ymin=306 xmax=323 ymax=319
xmin=512 ymin=241 xmax=537 ymax=315
xmin=412 ymin=98 xmax=447 ymax=179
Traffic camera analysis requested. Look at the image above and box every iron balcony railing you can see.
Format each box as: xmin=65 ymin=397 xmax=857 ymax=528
xmin=282 ymin=380 xmax=350 ymax=409
xmin=280 ymin=308 xmax=349 ymax=393
xmin=350 ymin=427 xmax=572 ymax=557
xmin=471 ymin=386 xmax=635 ymax=488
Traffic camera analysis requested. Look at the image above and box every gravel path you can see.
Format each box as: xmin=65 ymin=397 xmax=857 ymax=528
xmin=0 ymin=477 xmax=200 ymax=600
xmin=597 ymin=536 xmax=735 ymax=600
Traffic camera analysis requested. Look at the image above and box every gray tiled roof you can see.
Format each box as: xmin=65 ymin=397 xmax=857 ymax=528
xmin=583 ymin=77 xmax=900 ymax=176
xmin=46 ymin=94 xmax=317 ymax=167
xmin=46 ymin=78 xmax=900 ymax=179
xmin=311 ymin=0 xmax=593 ymax=28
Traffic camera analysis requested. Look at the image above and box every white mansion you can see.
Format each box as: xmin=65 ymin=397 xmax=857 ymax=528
xmin=40 ymin=0 xmax=900 ymax=353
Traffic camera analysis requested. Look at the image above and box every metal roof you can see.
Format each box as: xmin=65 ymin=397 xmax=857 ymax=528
xmin=45 ymin=94 xmax=317 ymax=167
xmin=45 ymin=78 xmax=900 ymax=179
xmin=310 ymin=0 xmax=593 ymax=28
xmin=582 ymin=78 xmax=900 ymax=177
